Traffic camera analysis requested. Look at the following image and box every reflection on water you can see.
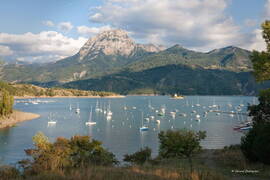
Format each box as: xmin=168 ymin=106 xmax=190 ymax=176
xmin=0 ymin=96 xmax=257 ymax=164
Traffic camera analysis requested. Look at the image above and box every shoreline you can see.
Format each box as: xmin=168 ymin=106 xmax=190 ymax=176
xmin=13 ymin=94 xmax=257 ymax=99
xmin=0 ymin=110 xmax=40 ymax=129
xmin=14 ymin=95 xmax=126 ymax=99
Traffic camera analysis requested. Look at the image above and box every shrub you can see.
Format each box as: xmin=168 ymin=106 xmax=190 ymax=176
xmin=123 ymin=147 xmax=152 ymax=165
xmin=241 ymin=122 xmax=270 ymax=164
xmin=0 ymin=165 xmax=20 ymax=180
xmin=158 ymin=129 xmax=206 ymax=172
xmin=20 ymin=132 xmax=118 ymax=175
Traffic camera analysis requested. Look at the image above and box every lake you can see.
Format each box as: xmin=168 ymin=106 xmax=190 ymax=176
xmin=0 ymin=96 xmax=257 ymax=165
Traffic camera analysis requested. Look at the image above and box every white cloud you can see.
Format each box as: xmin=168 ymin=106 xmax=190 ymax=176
xmin=89 ymin=0 xmax=247 ymax=51
xmin=0 ymin=45 xmax=13 ymax=56
xmin=58 ymin=22 xmax=73 ymax=33
xmin=241 ymin=0 xmax=269 ymax=52
xmin=244 ymin=29 xmax=266 ymax=52
xmin=77 ymin=25 xmax=112 ymax=37
xmin=88 ymin=0 xmax=270 ymax=52
xmin=265 ymin=0 xmax=270 ymax=18
xmin=0 ymin=31 xmax=87 ymax=62
xmin=43 ymin=20 xmax=55 ymax=27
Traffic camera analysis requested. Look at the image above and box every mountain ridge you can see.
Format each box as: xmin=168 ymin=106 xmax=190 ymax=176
xmin=0 ymin=29 xmax=264 ymax=95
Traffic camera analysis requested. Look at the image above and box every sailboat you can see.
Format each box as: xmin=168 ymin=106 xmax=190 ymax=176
xmin=75 ymin=103 xmax=80 ymax=114
xmin=107 ymin=102 xmax=113 ymax=116
xmin=86 ymin=106 xmax=96 ymax=126
xmin=212 ymin=97 xmax=218 ymax=108
xmin=69 ymin=104 xmax=72 ymax=111
xmin=48 ymin=113 xmax=56 ymax=125
xmin=195 ymin=96 xmax=200 ymax=107
xmin=140 ymin=112 xmax=149 ymax=131
xmin=158 ymin=105 xmax=166 ymax=116
xmin=95 ymin=100 xmax=100 ymax=112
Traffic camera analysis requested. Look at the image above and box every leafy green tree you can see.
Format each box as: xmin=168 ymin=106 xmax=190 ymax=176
xmin=0 ymin=89 xmax=14 ymax=117
xmin=241 ymin=20 xmax=270 ymax=164
xmin=123 ymin=147 xmax=152 ymax=165
xmin=158 ymin=129 xmax=206 ymax=172
xmin=21 ymin=133 xmax=118 ymax=175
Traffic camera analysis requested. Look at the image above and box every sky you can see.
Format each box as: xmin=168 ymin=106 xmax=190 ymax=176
xmin=0 ymin=0 xmax=269 ymax=63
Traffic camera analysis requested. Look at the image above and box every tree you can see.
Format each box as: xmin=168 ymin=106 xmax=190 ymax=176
xmin=241 ymin=20 xmax=270 ymax=164
xmin=21 ymin=133 xmax=118 ymax=175
xmin=158 ymin=129 xmax=206 ymax=172
xmin=0 ymin=89 xmax=14 ymax=117
xmin=123 ymin=147 xmax=152 ymax=165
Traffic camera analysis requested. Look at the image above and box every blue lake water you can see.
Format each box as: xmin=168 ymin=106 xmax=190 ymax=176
xmin=0 ymin=96 xmax=257 ymax=165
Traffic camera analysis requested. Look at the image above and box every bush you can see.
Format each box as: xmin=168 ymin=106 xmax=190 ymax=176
xmin=123 ymin=147 xmax=152 ymax=165
xmin=158 ymin=129 xmax=206 ymax=172
xmin=0 ymin=166 xmax=20 ymax=180
xmin=158 ymin=129 xmax=206 ymax=159
xmin=241 ymin=89 xmax=270 ymax=164
xmin=241 ymin=122 xmax=270 ymax=164
xmin=20 ymin=132 xmax=118 ymax=175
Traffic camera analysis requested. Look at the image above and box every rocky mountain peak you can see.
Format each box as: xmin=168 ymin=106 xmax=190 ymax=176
xmin=79 ymin=29 xmax=136 ymax=60
xmin=78 ymin=29 xmax=164 ymax=60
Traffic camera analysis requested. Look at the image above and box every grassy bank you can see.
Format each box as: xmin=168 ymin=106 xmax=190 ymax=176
xmin=1 ymin=147 xmax=269 ymax=180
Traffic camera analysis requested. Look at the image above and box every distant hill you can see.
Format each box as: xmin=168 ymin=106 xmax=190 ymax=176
xmin=0 ymin=81 xmax=118 ymax=97
xmin=124 ymin=45 xmax=252 ymax=73
xmin=62 ymin=64 xmax=269 ymax=95
xmin=0 ymin=29 xmax=267 ymax=95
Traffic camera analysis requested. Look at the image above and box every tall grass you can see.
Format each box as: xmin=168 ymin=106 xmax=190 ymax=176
xmin=0 ymin=165 xmax=227 ymax=180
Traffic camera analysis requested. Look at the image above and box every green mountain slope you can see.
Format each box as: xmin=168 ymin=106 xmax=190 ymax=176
xmin=0 ymin=29 xmax=261 ymax=95
xmin=0 ymin=29 xmax=252 ymax=84
xmin=62 ymin=64 xmax=268 ymax=95
xmin=125 ymin=45 xmax=252 ymax=73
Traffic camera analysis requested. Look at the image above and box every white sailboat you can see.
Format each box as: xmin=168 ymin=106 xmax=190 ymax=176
xmin=69 ymin=104 xmax=72 ymax=111
xmin=140 ymin=112 xmax=149 ymax=131
xmin=86 ymin=106 xmax=96 ymax=126
xmin=212 ymin=97 xmax=218 ymax=108
xmin=75 ymin=103 xmax=80 ymax=114
xmin=107 ymin=102 xmax=113 ymax=116
xmin=48 ymin=113 xmax=56 ymax=125
xmin=95 ymin=100 xmax=102 ymax=112
xmin=195 ymin=96 xmax=200 ymax=107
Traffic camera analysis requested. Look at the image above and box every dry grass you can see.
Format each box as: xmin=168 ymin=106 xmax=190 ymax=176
xmin=213 ymin=146 xmax=270 ymax=179
xmin=0 ymin=165 xmax=226 ymax=180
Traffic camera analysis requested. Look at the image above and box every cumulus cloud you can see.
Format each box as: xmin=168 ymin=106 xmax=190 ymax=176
xmin=89 ymin=0 xmax=248 ymax=51
xmin=77 ymin=25 xmax=112 ymax=37
xmin=265 ymin=0 xmax=270 ymax=18
xmin=58 ymin=22 xmax=73 ymax=33
xmin=0 ymin=31 xmax=87 ymax=62
xmin=244 ymin=29 xmax=266 ymax=52
xmin=43 ymin=20 xmax=55 ymax=27
xmin=0 ymin=45 xmax=13 ymax=56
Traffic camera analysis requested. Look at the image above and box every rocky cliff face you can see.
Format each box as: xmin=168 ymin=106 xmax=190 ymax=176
xmin=78 ymin=29 xmax=164 ymax=60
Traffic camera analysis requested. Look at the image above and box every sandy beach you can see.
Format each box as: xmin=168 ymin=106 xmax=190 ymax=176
xmin=0 ymin=110 xmax=40 ymax=129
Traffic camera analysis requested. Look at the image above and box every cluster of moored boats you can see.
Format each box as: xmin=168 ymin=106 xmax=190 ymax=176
xmin=16 ymin=99 xmax=55 ymax=105
xmin=25 ymin=97 xmax=253 ymax=133
xmin=233 ymin=121 xmax=253 ymax=131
